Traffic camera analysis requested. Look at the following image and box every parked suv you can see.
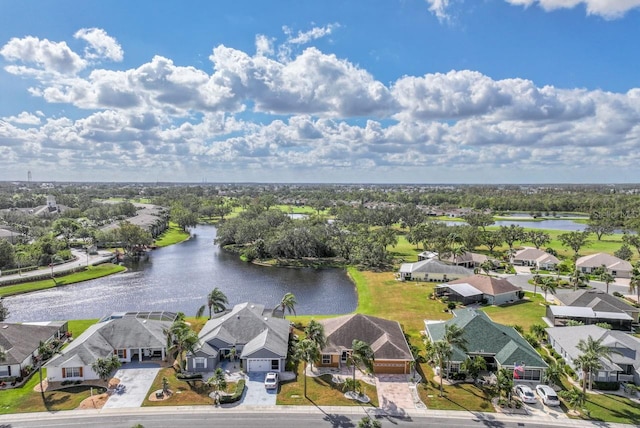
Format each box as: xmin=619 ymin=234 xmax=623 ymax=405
xmin=535 ymin=384 xmax=560 ymax=406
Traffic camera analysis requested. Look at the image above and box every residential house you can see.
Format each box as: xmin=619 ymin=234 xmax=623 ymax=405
xmin=0 ymin=321 xmax=68 ymax=380
xmin=425 ymin=309 xmax=547 ymax=381
xmin=512 ymin=248 xmax=559 ymax=270
xmin=434 ymin=274 xmax=522 ymax=305
xmin=317 ymin=314 xmax=414 ymax=374
xmin=546 ymin=325 xmax=640 ymax=386
xmin=398 ymin=259 xmax=473 ymax=282
xmin=46 ymin=313 xmax=173 ymax=382
xmin=187 ymin=302 xmax=290 ymax=373
xmin=547 ymin=289 xmax=639 ymax=330
xmin=440 ymin=251 xmax=491 ymax=269
xmin=575 ymin=253 xmax=632 ymax=278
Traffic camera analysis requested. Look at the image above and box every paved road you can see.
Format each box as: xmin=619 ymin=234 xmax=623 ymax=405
xmin=0 ymin=407 xmax=635 ymax=428
xmin=0 ymin=250 xmax=115 ymax=285
xmin=506 ymin=273 xmax=632 ymax=300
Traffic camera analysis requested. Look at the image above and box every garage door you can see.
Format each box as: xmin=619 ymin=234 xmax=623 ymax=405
xmin=247 ymin=359 xmax=272 ymax=372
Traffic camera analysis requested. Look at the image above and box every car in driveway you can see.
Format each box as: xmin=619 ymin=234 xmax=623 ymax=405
xmin=514 ymin=384 xmax=537 ymax=404
xmin=264 ymin=372 xmax=279 ymax=390
xmin=535 ymin=384 xmax=560 ymax=406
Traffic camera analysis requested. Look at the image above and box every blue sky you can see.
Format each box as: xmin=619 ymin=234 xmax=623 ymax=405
xmin=1 ymin=0 xmax=640 ymax=184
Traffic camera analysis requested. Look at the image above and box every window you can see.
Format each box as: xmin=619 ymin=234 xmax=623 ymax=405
xmin=64 ymin=367 xmax=82 ymax=378
xmin=271 ymin=359 xmax=279 ymax=370
xmin=341 ymin=351 xmax=349 ymax=363
xmin=194 ymin=357 xmax=206 ymax=369
xmin=322 ymin=354 xmax=331 ymax=364
xmin=115 ymin=349 xmax=127 ymax=359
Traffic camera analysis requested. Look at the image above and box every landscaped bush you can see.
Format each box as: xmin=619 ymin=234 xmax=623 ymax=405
xmin=593 ymin=381 xmax=620 ymax=391
xmin=176 ymin=372 xmax=203 ymax=380
xmin=219 ymin=379 xmax=245 ymax=404
xmin=613 ymin=291 xmax=624 ymax=298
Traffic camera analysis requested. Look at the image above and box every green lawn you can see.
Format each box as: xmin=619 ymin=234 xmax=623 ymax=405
xmin=278 ymin=361 xmax=379 ymax=407
xmin=0 ymin=264 xmax=126 ymax=298
xmin=417 ymin=365 xmax=494 ymax=412
xmin=154 ymin=222 xmax=191 ymax=247
xmin=480 ymin=292 xmax=547 ymax=331
xmin=67 ymin=319 xmax=99 ymax=338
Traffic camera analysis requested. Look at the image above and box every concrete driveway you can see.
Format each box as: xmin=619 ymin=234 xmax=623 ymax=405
xmin=238 ymin=372 xmax=277 ymax=406
xmin=103 ymin=363 xmax=161 ymax=408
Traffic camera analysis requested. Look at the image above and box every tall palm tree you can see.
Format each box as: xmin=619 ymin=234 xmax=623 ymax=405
xmin=443 ymin=324 xmax=467 ymax=380
xmin=570 ymin=268 xmax=590 ymax=292
xmin=304 ymin=320 xmax=326 ymax=350
xmin=278 ymin=292 xmax=297 ymax=316
xmin=629 ymin=263 xmax=640 ymax=307
xmin=461 ymin=355 xmax=486 ymax=383
xmin=531 ymin=274 xmax=544 ymax=298
xmin=348 ymin=340 xmax=375 ymax=394
xmin=197 ymin=287 xmax=228 ymax=319
xmin=295 ymin=338 xmax=320 ymax=398
xmin=426 ymin=339 xmax=451 ymax=397
xmin=599 ymin=269 xmax=615 ymax=295
xmin=540 ymin=276 xmax=558 ymax=303
xmin=479 ymin=260 xmax=494 ymax=276
xmin=543 ymin=360 xmax=565 ymax=388
xmin=529 ymin=324 xmax=547 ymax=342
xmin=576 ymin=335 xmax=615 ymax=393
xmin=164 ymin=320 xmax=199 ymax=372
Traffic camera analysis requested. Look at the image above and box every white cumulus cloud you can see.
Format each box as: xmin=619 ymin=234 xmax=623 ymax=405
xmin=0 ymin=36 xmax=86 ymax=74
xmin=505 ymin=0 xmax=640 ymax=19
xmin=74 ymin=28 xmax=124 ymax=61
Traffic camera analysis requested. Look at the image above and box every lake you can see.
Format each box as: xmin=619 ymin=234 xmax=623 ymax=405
xmin=6 ymin=225 xmax=358 ymax=322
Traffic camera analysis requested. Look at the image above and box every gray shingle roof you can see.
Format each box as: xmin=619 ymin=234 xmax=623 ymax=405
xmin=0 ymin=323 xmax=62 ymax=365
xmin=320 ymin=314 xmax=413 ymax=361
xmin=557 ymin=290 xmax=638 ymax=315
xmin=575 ymin=253 xmax=632 ymax=271
xmin=197 ymin=302 xmax=290 ymax=359
xmin=425 ymin=309 xmax=547 ymax=368
xmin=46 ymin=317 xmax=171 ymax=368
xmin=399 ymin=258 xmax=473 ymax=275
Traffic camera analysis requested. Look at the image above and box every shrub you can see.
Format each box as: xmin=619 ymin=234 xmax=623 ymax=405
xmin=613 ymin=291 xmax=624 ymax=298
xmin=447 ymin=301 xmax=456 ymax=310
xmin=176 ymin=372 xmax=203 ymax=380
xmin=219 ymin=379 xmax=245 ymax=404
xmin=593 ymin=381 xmax=620 ymax=391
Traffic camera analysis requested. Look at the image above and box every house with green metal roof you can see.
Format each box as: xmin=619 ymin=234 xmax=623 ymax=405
xmin=424 ymin=308 xmax=547 ymax=381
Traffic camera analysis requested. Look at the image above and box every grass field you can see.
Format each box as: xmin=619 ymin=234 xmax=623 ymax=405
xmin=154 ymin=222 xmax=191 ymax=247
xmin=481 ymin=292 xmax=547 ymax=331
xmin=0 ymin=264 xmax=126 ymax=298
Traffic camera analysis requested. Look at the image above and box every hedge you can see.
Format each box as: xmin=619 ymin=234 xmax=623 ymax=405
xmin=593 ymin=381 xmax=620 ymax=391
xmin=176 ymin=372 xmax=203 ymax=380
xmin=219 ymin=379 xmax=245 ymax=404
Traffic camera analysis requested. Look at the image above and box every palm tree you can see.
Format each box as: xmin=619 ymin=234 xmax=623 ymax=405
xmin=576 ymin=335 xmax=616 ymax=393
xmin=443 ymin=324 xmax=467 ymax=380
xmin=295 ymin=338 xmax=320 ymax=398
xmin=543 ymin=361 xmax=565 ymax=388
xmin=629 ymin=263 xmax=640 ymax=307
xmin=559 ymin=387 xmax=585 ymax=413
xmin=531 ymin=274 xmax=544 ymax=298
xmin=165 ymin=320 xmax=199 ymax=372
xmin=529 ymin=324 xmax=547 ymax=342
xmin=540 ymin=276 xmax=558 ymax=303
xmin=278 ymin=292 xmax=297 ymax=316
xmin=570 ymin=268 xmax=590 ymax=291
xmin=479 ymin=260 xmax=494 ymax=276
xmin=496 ymin=367 xmax=514 ymax=400
xmin=426 ymin=339 xmax=451 ymax=397
xmin=599 ymin=268 xmax=615 ymax=295
xmin=91 ymin=354 xmax=122 ymax=382
xmin=461 ymin=355 xmax=487 ymax=383
xmin=348 ymin=340 xmax=375 ymax=395
xmin=197 ymin=287 xmax=228 ymax=319
xmin=304 ymin=320 xmax=326 ymax=350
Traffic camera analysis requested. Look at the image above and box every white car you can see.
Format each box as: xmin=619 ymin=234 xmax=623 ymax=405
xmin=264 ymin=372 xmax=279 ymax=390
xmin=514 ymin=385 xmax=537 ymax=404
xmin=535 ymin=384 xmax=560 ymax=406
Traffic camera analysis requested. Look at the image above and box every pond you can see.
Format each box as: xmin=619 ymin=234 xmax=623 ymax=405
xmin=6 ymin=225 xmax=358 ymax=322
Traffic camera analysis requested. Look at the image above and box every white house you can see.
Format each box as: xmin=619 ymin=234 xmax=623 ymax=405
xmin=575 ymin=253 xmax=632 ymax=278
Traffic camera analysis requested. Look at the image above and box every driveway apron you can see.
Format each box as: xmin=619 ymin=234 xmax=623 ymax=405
xmin=240 ymin=372 xmax=277 ymax=406
xmin=103 ymin=365 xmax=161 ymax=408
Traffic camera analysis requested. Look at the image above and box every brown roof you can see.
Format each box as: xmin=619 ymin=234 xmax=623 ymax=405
xmin=320 ymin=314 xmax=413 ymax=361
xmin=448 ymin=274 xmax=521 ymax=296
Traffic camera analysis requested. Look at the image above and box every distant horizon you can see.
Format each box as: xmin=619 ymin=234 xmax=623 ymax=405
xmin=2 ymin=1 xmax=640 ymax=183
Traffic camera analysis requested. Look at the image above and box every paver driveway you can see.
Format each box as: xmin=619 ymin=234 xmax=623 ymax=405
xmin=375 ymin=375 xmax=415 ymax=416
xmin=103 ymin=364 xmax=161 ymax=408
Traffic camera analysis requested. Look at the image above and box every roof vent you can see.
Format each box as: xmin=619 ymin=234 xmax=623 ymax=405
xmin=264 ymin=317 xmax=268 ymax=321
xmin=1 ymin=325 xmax=7 ymax=329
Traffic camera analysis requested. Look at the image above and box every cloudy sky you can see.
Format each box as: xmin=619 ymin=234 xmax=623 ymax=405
xmin=1 ymin=0 xmax=640 ymax=184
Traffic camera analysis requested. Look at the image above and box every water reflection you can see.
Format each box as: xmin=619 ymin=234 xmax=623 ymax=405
xmin=7 ymin=225 xmax=357 ymax=322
